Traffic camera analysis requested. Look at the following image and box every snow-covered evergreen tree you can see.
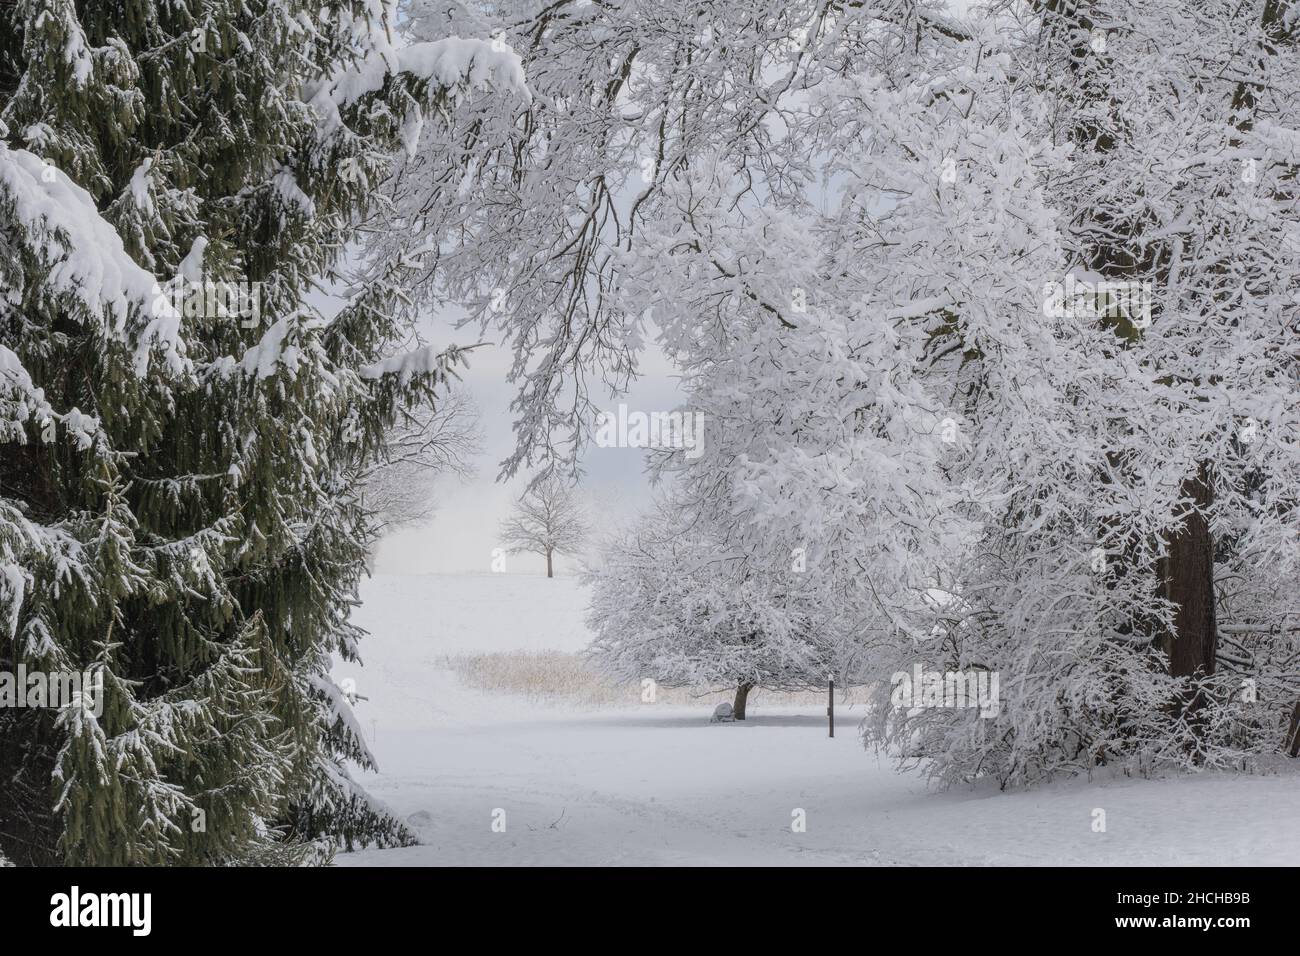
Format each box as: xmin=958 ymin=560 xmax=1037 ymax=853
xmin=0 ymin=0 xmax=526 ymax=864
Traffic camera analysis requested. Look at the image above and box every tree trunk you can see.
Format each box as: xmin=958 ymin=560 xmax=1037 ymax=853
xmin=732 ymin=682 xmax=754 ymax=721
xmin=1159 ymin=465 xmax=1218 ymax=722
xmin=1285 ymin=701 xmax=1300 ymax=757
xmin=545 ymin=547 xmax=553 ymax=578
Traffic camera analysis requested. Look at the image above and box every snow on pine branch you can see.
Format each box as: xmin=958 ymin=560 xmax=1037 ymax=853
xmin=0 ymin=143 xmax=187 ymax=377
xmin=307 ymin=673 xmax=379 ymax=772
xmin=359 ymin=342 xmax=469 ymax=387
xmin=0 ymin=344 xmax=101 ymax=449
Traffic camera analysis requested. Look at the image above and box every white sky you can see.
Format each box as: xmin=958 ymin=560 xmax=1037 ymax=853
xmin=373 ymin=308 xmax=684 ymax=576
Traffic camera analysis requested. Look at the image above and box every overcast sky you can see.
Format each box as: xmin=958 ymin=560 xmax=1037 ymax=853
xmin=373 ymin=308 xmax=683 ymax=576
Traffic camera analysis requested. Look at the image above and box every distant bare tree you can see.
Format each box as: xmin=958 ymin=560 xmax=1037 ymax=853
xmin=361 ymin=391 xmax=481 ymax=540
xmin=499 ymin=476 xmax=589 ymax=578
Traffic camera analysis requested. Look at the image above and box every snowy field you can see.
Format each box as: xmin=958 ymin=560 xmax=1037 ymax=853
xmin=334 ymin=574 xmax=1300 ymax=867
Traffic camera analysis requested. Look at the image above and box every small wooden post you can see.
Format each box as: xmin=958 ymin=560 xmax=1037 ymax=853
xmin=828 ymin=678 xmax=834 ymax=737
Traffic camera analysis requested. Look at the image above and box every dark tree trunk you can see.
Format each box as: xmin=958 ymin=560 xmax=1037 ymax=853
xmin=1285 ymin=701 xmax=1300 ymax=757
xmin=545 ymin=548 xmax=553 ymax=578
xmin=733 ymin=682 xmax=754 ymax=721
xmin=1158 ymin=465 xmax=1218 ymax=722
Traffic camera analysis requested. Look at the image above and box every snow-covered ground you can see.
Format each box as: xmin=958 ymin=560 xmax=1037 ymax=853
xmin=334 ymin=574 xmax=1300 ymax=866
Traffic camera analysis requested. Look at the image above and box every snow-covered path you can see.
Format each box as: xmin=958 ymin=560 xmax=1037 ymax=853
xmin=334 ymin=575 xmax=1300 ymax=867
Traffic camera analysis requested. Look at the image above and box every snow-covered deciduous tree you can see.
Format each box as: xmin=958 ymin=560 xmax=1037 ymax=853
xmin=499 ymin=476 xmax=588 ymax=577
xmin=383 ymin=1 xmax=1298 ymax=786
xmin=585 ymin=496 xmax=854 ymax=720
xmin=0 ymin=0 xmax=527 ymax=864
xmin=360 ymin=391 xmax=481 ymax=539
xmin=380 ymin=0 xmax=896 ymax=477
xmin=856 ymin=0 xmax=1300 ymax=785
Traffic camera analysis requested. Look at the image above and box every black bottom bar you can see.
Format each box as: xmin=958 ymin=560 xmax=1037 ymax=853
xmin=0 ymin=865 xmax=1284 ymax=942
